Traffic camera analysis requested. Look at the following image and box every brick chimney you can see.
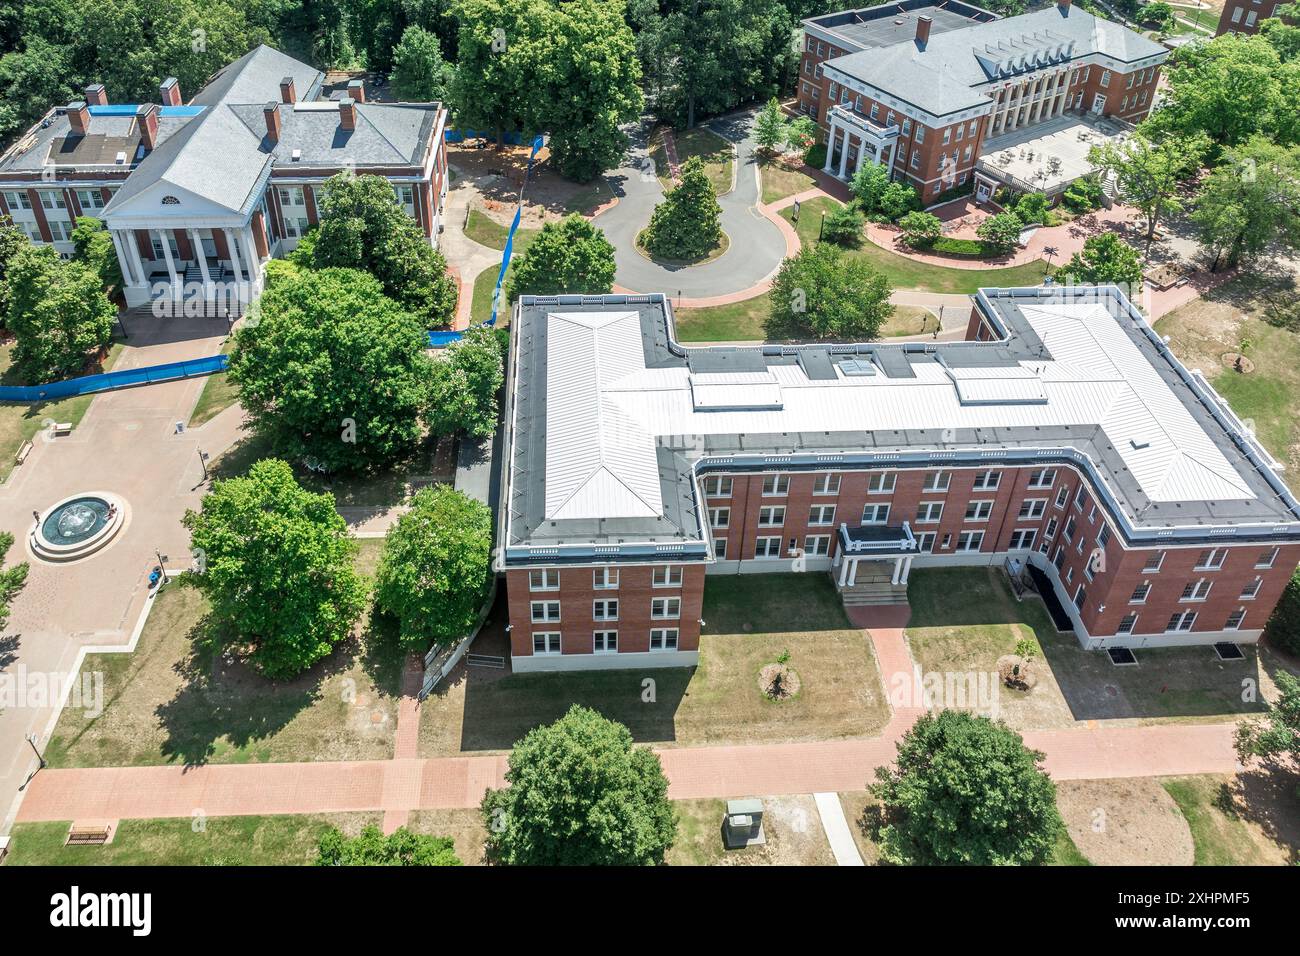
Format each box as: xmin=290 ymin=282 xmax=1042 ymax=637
xmin=67 ymin=101 xmax=90 ymax=136
xmin=84 ymin=83 xmax=107 ymax=106
xmin=280 ymin=76 xmax=296 ymax=104
xmin=137 ymin=103 xmax=159 ymax=150
xmin=160 ymin=76 xmax=181 ymax=107
xmin=916 ymin=15 xmax=933 ymax=48
xmin=264 ymin=102 xmax=281 ymax=143
xmin=347 ymin=79 xmax=365 ymax=104
xmin=339 ymin=99 xmax=356 ymax=131
xmin=1057 ymin=0 xmax=1072 ymax=8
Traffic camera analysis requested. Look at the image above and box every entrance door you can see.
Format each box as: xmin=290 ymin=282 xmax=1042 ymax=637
xmin=1090 ymin=93 xmax=1106 ymax=114
xmin=199 ymin=229 xmax=218 ymax=260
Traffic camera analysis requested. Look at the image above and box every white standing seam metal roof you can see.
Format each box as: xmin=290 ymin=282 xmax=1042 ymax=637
xmin=541 ymin=301 xmax=1255 ymax=527
xmin=543 ymin=311 xmax=664 ymax=522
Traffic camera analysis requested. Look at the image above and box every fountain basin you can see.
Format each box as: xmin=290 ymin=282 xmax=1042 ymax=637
xmin=30 ymin=492 xmax=127 ymax=562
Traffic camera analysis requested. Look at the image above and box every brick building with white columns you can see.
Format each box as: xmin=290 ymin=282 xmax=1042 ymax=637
xmin=0 ymin=45 xmax=448 ymax=310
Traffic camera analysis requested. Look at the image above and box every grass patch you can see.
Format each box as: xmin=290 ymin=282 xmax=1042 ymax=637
xmin=651 ymin=126 xmax=734 ymax=195
xmin=187 ymin=337 xmax=237 ymax=427
xmin=760 ymin=159 xmax=817 ymax=204
xmin=44 ymin=540 xmax=406 ymax=768
xmin=673 ymin=298 xmax=932 ymax=343
xmin=419 ymin=572 xmax=890 ymax=755
xmin=463 ymin=208 xmax=540 ymax=255
xmin=1049 ymin=827 xmax=1092 ymax=866
xmin=636 ymin=228 xmax=730 ymax=267
xmin=1161 ymin=775 xmax=1276 ymax=865
xmin=3 ymin=813 xmax=380 ymax=866
xmin=782 ymin=196 xmax=1053 ymax=294
xmin=667 ymin=795 xmax=835 ymax=865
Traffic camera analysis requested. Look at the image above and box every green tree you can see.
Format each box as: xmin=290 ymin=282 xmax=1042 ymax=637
xmin=0 ymin=531 xmax=29 ymax=631
xmin=0 ymin=38 xmax=70 ymax=142
xmin=5 ymin=245 xmax=114 ymax=382
xmin=70 ymin=217 xmax=123 ymax=292
xmin=1011 ymin=191 xmax=1051 ymax=225
xmin=878 ymin=180 xmax=920 ymax=221
xmin=507 ymin=214 xmax=616 ymax=300
xmin=766 ymin=243 xmax=893 ymax=341
xmin=753 ymin=96 xmax=787 ymax=153
xmin=374 ymin=485 xmax=492 ymax=649
xmin=1260 ymin=4 xmax=1300 ymax=62
xmin=315 ymin=824 xmax=461 ymax=865
xmin=229 ymin=268 xmax=434 ymax=473
xmin=850 ymin=162 xmax=890 ymax=213
xmin=1192 ymin=137 xmax=1300 ymax=271
xmin=1263 ymin=566 xmax=1300 ymax=656
xmin=390 ymin=25 xmax=452 ymax=101
xmin=1062 ymin=177 xmax=1104 ymax=214
xmin=1089 ymin=133 xmax=1206 ymax=247
xmin=975 ymin=211 xmax=1023 ymax=253
xmin=821 ymin=203 xmax=865 ymax=246
xmin=786 ymin=114 xmax=816 ymax=153
xmin=0 ymin=216 xmax=30 ymax=320
xmin=643 ymin=155 xmax=723 ymax=260
xmin=898 ymin=210 xmax=942 ymax=248
xmin=482 ymin=705 xmax=677 ymax=866
xmin=870 ymin=710 xmax=1063 ymax=865
xmin=450 ymin=0 xmax=643 ymax=181
xmin=311 ymin=172 xmax=457 ymax=329
xmin=183 ymin=458 xmax=367 ymax=680
xmin=1235 ymin=670 xmax=1300 ymax=765
xmin=1060 ymin=233 xmax=1144 ymax=287
xmin=425 ymin=324 xmax=505 ymax=439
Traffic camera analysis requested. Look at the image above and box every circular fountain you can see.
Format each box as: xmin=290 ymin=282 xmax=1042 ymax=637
xmin=30 ymin=492 xmax=127 ymax=561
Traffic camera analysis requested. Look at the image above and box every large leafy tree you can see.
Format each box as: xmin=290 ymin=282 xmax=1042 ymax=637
xmin=183 ymin=458 xmax=367 ymax=680
xmin=374 ymin=485 xmax=492 ymax=649
xmin=1060 ymin=233 xmax=1144 ymax=287
xmin=315 ymin=825 xmax=461 ymax=865
xmin=390 ymin=24 xmax=452 ymax=101
xmin=5 ymin=245 xmax=114 ymax=382
xmin=507 ymin=214 xmax=616 ymax=300
xmin=0 ymin=216 xmax=30 ymax=320
xmin=1088 ymin=132 xmax=1206 ymax=247
xmin=766 ymin=242 xmax=893 ymax=341
xmin=642 ymin=155 xmax=723 ymax=260
xmin=311 ymin=172 xmax=457 ymax=329
xmin=70 ymin=217 xmax=124 ymax=292
xmin=870 ymin=710 xmax=1063 ymax=865
xmin=1235 ymin=670 xmax=1300 ymax=766
xmin=450 ymin=0 xmax=643 ymax=182
xmin=425 ymin=324 xmax=505 ymax=438
xmin=482 ymin=705 xmax=677 ymax=866
xmin=851 ymin=162 xmax=890 ymax=213
xmin=753 ymin=97 xmax=787 ymax=154
xmin=1192 ymin=137 xmax=1300 ymax=271
xmin=229 ymin=268 xmax=435 ymax=473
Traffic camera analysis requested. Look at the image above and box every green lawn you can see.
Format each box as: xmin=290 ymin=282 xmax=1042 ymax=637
xmin=2 ymin=813 xmax=380 ymax=866
xmin=759 ymin=158 xmax=818 ymax=204
xmin=463 ymin=209 xmax=541 ymax=255
xmin=652 ymin=126 xmax=735 ymax=195
xmin=471 ymin=262 xmax=508 ymax=327
xmin=1161 ymin=776 xmax=1279 ymax=865
xmin=782 ymin=196 xmax=1053 ymax=294
xmin=675 ymin=296 xmax=933 ymax=343
xmin=44 ymin=540 xmax=408 ymax=768
xmin=187 ymin=337 xmax=237 ymax=427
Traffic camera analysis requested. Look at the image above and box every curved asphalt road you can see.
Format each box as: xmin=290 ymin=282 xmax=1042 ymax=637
xmin=594 ymin=111 xmax=788 ymax=298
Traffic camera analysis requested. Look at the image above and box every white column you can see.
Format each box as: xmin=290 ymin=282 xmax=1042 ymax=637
xmin=823 ymin=118 xmax=838 ymax=173
xmin=156 ymin=229 xmax=180 ymax=300
xmin=838 ymin=551 xmax=851 ymax=586
xmin=225 ymin=227 xmax=244 ymax=282
xmin=901 ymin=555 xmax=914 ymax=584
xmin=837 ymin=131 xmax=851 ymax=179
xmin=124 ymin=229 xmax=147 ymax=286
xmin=110 ymin=230 xmax=138 ymax=286
xmin=243 ymin=224 xmax=262 ymax=294
xmin=891 ymin=556 xmax=902 ymax=585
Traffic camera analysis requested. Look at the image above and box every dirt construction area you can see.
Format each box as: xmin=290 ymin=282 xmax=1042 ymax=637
xmin=1057 ymin=777 xmax=1194 ymax=866
xmin=447 ymin=142 xmax=613 ymax=230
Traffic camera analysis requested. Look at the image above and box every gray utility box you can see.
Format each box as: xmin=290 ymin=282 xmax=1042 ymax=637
xmin=722 ymin=798 xmax=766 ymax=849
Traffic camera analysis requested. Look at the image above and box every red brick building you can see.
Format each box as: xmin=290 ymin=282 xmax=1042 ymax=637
xmin=500 ymin=288 xmax=1300 ymax=672
xmin=797 ymin=1 xmax=1167 ymax=203
xmin=1217 ymin=0 xmax=1292 ymax=33
xmin=0 ymin=45 xmax=448 ymax=309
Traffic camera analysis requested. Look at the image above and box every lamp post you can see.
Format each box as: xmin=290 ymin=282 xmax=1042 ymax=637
xmin=197 ymin=449 xmax=210 ymax=482
xmin=818 ymin=210 xmax=826 ymax=242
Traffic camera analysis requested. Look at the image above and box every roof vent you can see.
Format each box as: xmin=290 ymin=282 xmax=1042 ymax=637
xmin=115 ymin=151 xmax=127 ymax=164
xmin=838 ymin=358 xmax=877 ymax=377
xmin=291 ymin=148 xmax=301 ymax=161
xmin=1130 ymin=436 xmax=1151 ymax=450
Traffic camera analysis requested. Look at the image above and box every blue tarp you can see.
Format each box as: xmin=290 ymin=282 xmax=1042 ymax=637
xmin=443 ymin=128 xmax=526 ymax=145
xmin=0 ymin=354 xmax=229 ymax=403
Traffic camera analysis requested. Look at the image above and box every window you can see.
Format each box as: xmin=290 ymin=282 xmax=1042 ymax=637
xmin=901 ymin=118 xmax=912 ymax=135
xmin=1009 ymin=529 xmax=1036 ymax=550
xmin=709 ymin=507 xmax=730 ymax=529
xmin=869 ymin=103 xmax=880 ymax=120
xmin=5 ymin=191 xmax=31 ymax=210
xmin=653 ymin=565 xmax=683 ymax=588
xmin=762 ymin=475 xmax=789 ymax=497
xmin=529 ymin=570 xmax=559 ymax=592
xmin=1053 ymin=546 xmax=1066 ymax=571
xmin=969 ymin=120 xmax=978 ymax=137
xmin=593 ymin=631 xmax=618 ymax=653
xmin=804 ymin=535 xmax=831 ymax=556
xmin=972 ymin=470 xmax=1000 ymax=490
xmin=1195 ymin=548 xmax=1227 ymax=571
xmin=1117 ymin=613 xmax=1138 ymax=635
xmin=48 ymin=219 xmax=73 ymax=242
xmin=916 ymin=532 xmax=936 ymax=553
xmin=1166 ymin=611 xmax=1197 ymax=633
xmin=1018 ymin=499 xmax=1046 ymax=520
xmin=965 ymin=500 xmax=993 ymax=522
xmin=813 ymin=473 xmax=840 ymax=495
xmin=1241 ymin=578 xmax=1262 ymax=600
xmin=394 ymin=184 xmax=415 ymax=207
xmin=756 ymin=536 xmax=783 ymax=558
xmin=531 ymin=601 xmax=561 ymax=623
xmin=1054 ymin=486 xmax=1070 ymax=509
xmin=1256 ymin=547 xmax=1279 ymax=569
xmin=593 ymin=599 xmax=619 ymax=622
xmin=942 ymin=127 xmax=951 ymax=145
xmin=1130 ymin=582 xmax=1150 ymax=604
xmin=910 ymin=149 xmax=920 ymax=170
xmin=924 ymin=471 xmax=950 ymax=492
xmin=1073 ymin=486 xmax=1088 ymax=511
xmin=283 ymin=216 xmax=309 ymax=239
xmin=1073 ymin=584 xmax=1087 ymax=611
xmin=941 ymin=533 xmax=952 ymax=550
xmin=649 ymin=628 xmax=679 ymax=651
xmin=714 ymin=538 xmax=728 ymax=560
xmin=1044 ymin=517 xmax=1058 ymax=540
xmin=957 ymin=531 xmax=984 ymax=552
xmin=809 ymin=505 xmax=836 ymax=526
xmin=532 ymin=632 xmax=561 ymax=655
xmin=1142 ymin=552 xmax=1164 ymax=573
xmin=862 ymin=503 xmax=890 ymax=525
xmin=1099 ymin=69 xmax=1111 ymax=88
xmin=1097 ymin=525 xmax=1111 ymax=549
xmin=868 ymin=472 xmax=896 ymax=494
xmin=38 ymin=191 xmax=66 ymax=210
xmin=916 ymin=501 xmax=944 ymax=524
xmin=1063 ymin=518 xmax=1078 ymax=543
xmin=651 ymin=597 xmax=681 ymax=619
xmin=75 ymin=189 xmax=105 ymax=210
xmin=1225 ymin=609 xmax=1246 ymax=631
xmin=593 ymin=567 xmax=619 ymax=590
xmin=278 ymin=186 xmax=305 ymax=206
xmin=963 ymin=145 xmax=972 ymax=163
xmin=758 ymin=505 xmax=785 ymax=527
xmin=1180 ymin=579 xmax=1212 ymax=602
xmin=704 ymin=476 xmax=732 ymax=498
xmin=956 ymin=124 xmax=964 ymax=141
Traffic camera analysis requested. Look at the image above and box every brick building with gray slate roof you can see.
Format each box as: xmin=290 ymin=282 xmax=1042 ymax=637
xmin=0 ymin=45 xmax=448 ymax=310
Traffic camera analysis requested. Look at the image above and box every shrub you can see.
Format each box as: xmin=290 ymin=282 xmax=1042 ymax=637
xmin=1062 ymin=177 xmax=1105 ymax=214
xmin=897 ymin=211 xmax=942 ymax=248
xmin=804 ymin=142 xmax=827 ymax=170
xmin=821 ymin=203 xmax=865 ymax=245
xmin=976 ymin=212 xmax=1024 ymax=253
xmin=767 ymin=243 xmax=894 ymax=341
xmin=1010 ymin=191 xmax=1051 ymax=226
xmin=931 ymin=237 xmax=989 ymax=257
xmin=879 ymin=181 xmax=921 ymax=221
xmin=1265 ymin=567 xmax=1300 ymax=655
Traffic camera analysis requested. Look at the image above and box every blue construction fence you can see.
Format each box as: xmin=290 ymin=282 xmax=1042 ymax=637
xmin=0 ymin=354 xmax=230 ymax=403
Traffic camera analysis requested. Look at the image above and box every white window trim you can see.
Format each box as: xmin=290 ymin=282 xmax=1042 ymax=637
xmin=593 ymin=630 xmax=618 ymax=654
xmin=532 ymin=632 xmax=562 ymax=655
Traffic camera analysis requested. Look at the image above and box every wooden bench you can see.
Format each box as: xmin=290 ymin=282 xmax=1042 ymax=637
xmin=14 ymin=440 xmax=32 ymax=465
xmin=65 ymin=824 xmax=112 ymax=846
xmin=51 ymin=422 xmax=72 ymax=437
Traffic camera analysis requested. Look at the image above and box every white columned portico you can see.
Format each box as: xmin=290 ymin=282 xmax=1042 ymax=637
xmin=823 ymin=117 xmax=839 ymax=174
xmin=155 ymin=229 xmax=180 ymax=301
xmin=188 ymin=228 xmax=211 ymax=284
xmin=110 ymin=230 xmax=140 ymax=287
xmin=224 ymin=227 xmax=244 ymax=283
xmin=837 ymin=132 xmax=851 ymax=179
xmin=900 ymin=554 xmax=914 ymax=585
xmin=243 ymin=223 xmax=263 ymax=293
